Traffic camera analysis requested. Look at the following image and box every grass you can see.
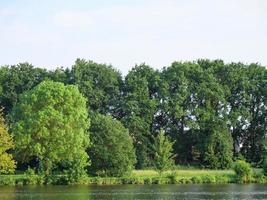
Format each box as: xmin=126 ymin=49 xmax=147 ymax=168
xmin=0 ymin=169 xmax=266 ymax=186
xmin=132 ymin=169 xmax=234 ymax=177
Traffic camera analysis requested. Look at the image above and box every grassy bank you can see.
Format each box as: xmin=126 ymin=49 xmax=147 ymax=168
xmin=0 ymin=169 xmax=266 ymax=186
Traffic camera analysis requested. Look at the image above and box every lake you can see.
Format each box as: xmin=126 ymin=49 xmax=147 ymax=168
xmin=0 ymin=184 xmax=266 ymax=200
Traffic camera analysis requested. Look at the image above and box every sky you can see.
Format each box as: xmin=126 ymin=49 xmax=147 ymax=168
xmin=0 ymin=0 xmax=266 ymax=74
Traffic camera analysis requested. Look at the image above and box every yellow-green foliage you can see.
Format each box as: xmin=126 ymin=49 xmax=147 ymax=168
xmin=132 ymin=169 xmax=234 ymax=177
xmin=0 ymin=109 xmax=16 ymax=174
xmin=233 ymin=160 xmax=253 ymax=183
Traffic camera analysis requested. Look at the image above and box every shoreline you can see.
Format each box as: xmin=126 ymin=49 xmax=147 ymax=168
xmin=1 ymin=169 xmax=266 ymax=186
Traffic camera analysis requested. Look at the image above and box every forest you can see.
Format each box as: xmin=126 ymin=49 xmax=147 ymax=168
xmin=0 ymin=59 xmax=266 ymax=184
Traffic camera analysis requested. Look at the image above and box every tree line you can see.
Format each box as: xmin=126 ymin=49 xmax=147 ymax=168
xmin=0 ymin=59 xmax=266 ymax=178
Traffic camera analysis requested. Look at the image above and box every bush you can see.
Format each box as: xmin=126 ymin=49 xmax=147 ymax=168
xmin=233 ymin=160 xmax=252 ymax=183
xmin=263 ymin=159 xmax=267 ymax=176
xmin=24 ymin=167 xmax=35 ymax=175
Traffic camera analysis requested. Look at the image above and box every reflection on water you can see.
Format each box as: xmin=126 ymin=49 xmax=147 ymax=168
xmin=0 ymin=184 xmax=267 ymax=200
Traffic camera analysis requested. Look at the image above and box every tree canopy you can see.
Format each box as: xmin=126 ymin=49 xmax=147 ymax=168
xmin=10 ymin=81 xmax=90 ymax=176
xmin=0 ymin=58 xmax=266 ymax=175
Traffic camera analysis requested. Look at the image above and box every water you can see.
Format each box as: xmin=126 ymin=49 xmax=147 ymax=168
xmin=0 ymin=184 xmax=266 ymax=200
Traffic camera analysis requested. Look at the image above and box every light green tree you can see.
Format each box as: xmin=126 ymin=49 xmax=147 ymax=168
xmin=0 ymin=108 xmax=16 ymax=174
xmin=10 ymin=81 xmax=90 ymax=177
xmin=153 ymin=129 xmax=175 ymax=175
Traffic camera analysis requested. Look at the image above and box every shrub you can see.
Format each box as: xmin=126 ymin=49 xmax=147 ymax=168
xmin=191 ymin=176 xmax=202 ymax=183
xmin=263 ymin=159 xmax=267 ymax=176
xmin=24 ymin=167 xmax=35 ymax=175
xmin=233 ymin=160 xmax=252 ymax=183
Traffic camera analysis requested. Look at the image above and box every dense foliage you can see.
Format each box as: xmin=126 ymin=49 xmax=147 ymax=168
xmin=0 ymin=59 xmax=266 ymax=179
xmin=10 ymin=81 xmax=90 ymax=177
xmin=0 ymin=109 xmax=16 ymax=174
xmin=88 ymin=114 xmax=136 ymax=177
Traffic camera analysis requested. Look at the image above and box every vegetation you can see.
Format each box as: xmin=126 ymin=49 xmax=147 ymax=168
xmin=10 ymin=81 xmax=90 ymax=178
xmin=1 ymin=169 xmax=267 ymax=186
xmin=153 ymin=130 xmax=175 ymax=175
xmin=0 ymin=59 xmax=266 ymax=185
xmin=88 ymin=114 xmax=136 ymax=177
xmin=0 ymin=109 xmax=16 ymax=173
xmin=233 ymin=160 xmax=253 ymax=183
xmin=204 ymin=124 xmax=233 ymax=169
xmin=263 ymin=159 xmax=267 ymax=176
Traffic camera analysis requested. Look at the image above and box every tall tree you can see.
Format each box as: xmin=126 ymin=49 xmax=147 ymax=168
xmin=208 ymin=61 xmax=251 ymax=157
xmin=10 ymin=81 xmax=90 ymax=176
xmin=160 ymin=62 xmax=201 ymax=163
xmin=121 ymin=64 xmax=160 ymax=168
xmin=241 ymin=64 xmax=267 ymax=163
xmin=70 ymin=59 xmax=122 ymax=115
xmin=0 ymin=63 xmax=48 ymax=114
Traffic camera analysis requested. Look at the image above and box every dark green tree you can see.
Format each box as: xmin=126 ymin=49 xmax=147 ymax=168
xmin=70 ymin=59 xmax=122 ymax=115
xmin=121 ymin=64 xmax=160 ymax=168
xmin=204 ymin=122 xmax=233 ymax=169
xmin=241 ymin=64 xmax=267 ymax=163
xmin=207 ymin=61 xmax=251 ymax=157
xmin=159 ymin=62 xmax=198 ymax=163
xmin=88 ymin=114 xmax=136 ymax=177
xmin=0 ymin=63 xmax=48 ymax=114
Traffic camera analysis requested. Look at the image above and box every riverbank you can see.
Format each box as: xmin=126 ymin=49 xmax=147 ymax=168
xmin=0 ymin=169 xmax=266 ymax=186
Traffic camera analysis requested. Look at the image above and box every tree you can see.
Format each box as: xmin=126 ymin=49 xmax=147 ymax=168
xmin=241 ymin=64 xmax=267 ymax=164
xmin=88 ymin=114 xmax=136 ymax=177
xmin=204 ymin=122 xmax=233 ymax=169
xmin=0 ymin=108 xmax=16 ymax=174
xmin=70 ymin=59 xmax=122 ymax=115
xmin=159 ymin=62 xmax=198 ymax=163
xmin=0 ymin=63 xmax=48 ymax=115
xmin=121 ymin=64 xmax=160 ymax=168
xmin=209 ymin=61 xmax=251 ymax=157
xmin=153 ymin=129 xmax=175 ymax=175
xmin=10 ymin=81 xmax=90 ymax=176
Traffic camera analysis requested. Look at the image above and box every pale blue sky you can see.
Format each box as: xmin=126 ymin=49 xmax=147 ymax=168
xmin=0 ymin=0 xmax=266 ymax=74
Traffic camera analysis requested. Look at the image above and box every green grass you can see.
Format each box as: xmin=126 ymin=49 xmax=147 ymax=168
xmin=132 ymin=169 xmax=234 ymax=177
xmin=0 ymin=169 xmax=266 ymax=186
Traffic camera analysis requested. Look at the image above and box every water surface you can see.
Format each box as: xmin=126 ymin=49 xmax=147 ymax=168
xmin=0 ymin=184 xmax=266 ymax=200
